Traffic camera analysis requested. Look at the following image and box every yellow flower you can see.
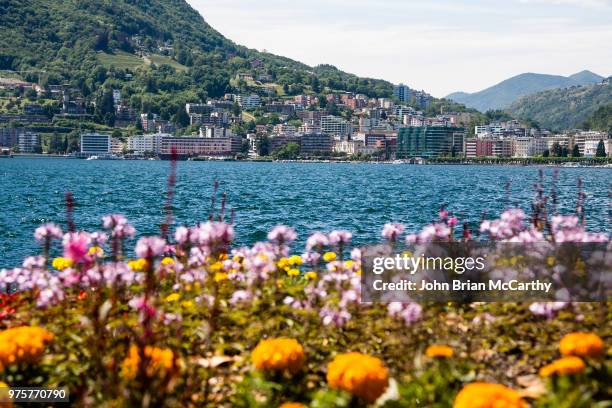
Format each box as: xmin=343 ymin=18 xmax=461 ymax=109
xmin=161 ymin=257 xmax=175 ymax=266
xmin=323 ymin=252 xmax=337 ymax=262
xmin=453 ymin=383 xmax=527 ymax=408
xmin=209 ymin=261 xmax=223 ymax=273
xmin=327 ymin=352 xmax=388 ymax=403
xmin=127 ymin=258 xmax=149 ymax=272
xmin=165 ymin=293 xmax=181 ymax=302
xmin=276 ymin=279 xmax=284 ymax=289
xmin=0 ymin=381 xmax=12 ymax=408
xmin=87 ymin=246 xmax=104 ymax=257
xmin=279 ymin=404 xmax=306 ymax=408
xmin=425 ymin=345 xmax=454 ymax=358
xmin=559 ymin=332 xmax=604 ymax=358
xmin=305 ymin=271 xmax=318 ymax=281
xmin=288 ymin=255 xmax=303 ymax=266
xmin=121 ymin=345 xmax=177 ymax=380
xmin=51 ymin=257 xmax=73 ymax=271
xmin=344 ymin=260 xmax=355 ymax=269
xmin=214 ymin=272 xmax=229 ymax=282
xmin=287 ymin=268 xmax=300 ymax=277
xmin=252 ymin=338 xmax=305 ymax=374
xmin=539 ymin=356 xmax=585 ymax=377
xmin=0 ymin=326 xmax=54 ymax=371
xmin=181 ymin=300 xmax=195 ymax=310
xmin=277 ymin=257 xmax=290 ymax=269
xmin=546 ymin=256 xmax=555 ymax=266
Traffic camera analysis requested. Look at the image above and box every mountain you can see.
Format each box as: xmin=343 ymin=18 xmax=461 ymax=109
xmin=506 ymin=79 xmax=612 ymax=131
xmin=568 ymin=70 xmax=604 ymax=85
xmin=0 ymin=0 xmax=397 ymax=117
xmin=446 ymin=71 xmax=604 ymax=112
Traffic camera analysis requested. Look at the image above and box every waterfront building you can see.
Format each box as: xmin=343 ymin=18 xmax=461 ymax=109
xmin=0 ymin=127 xmax=19 ymax=147
xmin=270 ymin=134 xmax=300 ymax=152
xmin=299 ymin=133 xmax=333 ymax=154
xmin=160 ymin=135 xmax=242 ymax=157
xmin=80 ymin=133 xmax=111 ymax=155
xmin=465 ymin=138 xmax=494 ymax=158
xmin=573 ymin=131 xmax=608 ymax=156
xmin=127 ymin=134 xmax=167 ymax=154
xmin=396 ymin=126 xmax=465 ymax=158
xmin=17 ymin=130 xmax=41 ymax=153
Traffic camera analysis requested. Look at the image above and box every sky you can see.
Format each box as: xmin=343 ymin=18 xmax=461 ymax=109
xmin=187 ymin=0 xmax=612 ymax=97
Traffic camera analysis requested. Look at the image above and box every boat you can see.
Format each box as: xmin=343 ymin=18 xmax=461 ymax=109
xmin=86 ymin=155 xmax=98 ymax=160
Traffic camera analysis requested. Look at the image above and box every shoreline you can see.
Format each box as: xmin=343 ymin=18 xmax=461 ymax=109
xmin=7 ymin=153 xmax=612 ymax=167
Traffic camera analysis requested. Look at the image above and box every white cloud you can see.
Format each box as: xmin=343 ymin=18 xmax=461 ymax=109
xmin=188 ymin=0 xmax=612 ymax=96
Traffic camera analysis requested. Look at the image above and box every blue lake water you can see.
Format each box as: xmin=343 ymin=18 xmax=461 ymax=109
xmin=1 ymin=157 xmax=610 ymax=267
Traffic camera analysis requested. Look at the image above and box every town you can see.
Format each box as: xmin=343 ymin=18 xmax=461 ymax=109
xmin=1 ymin=76 xmax=610 ymax=161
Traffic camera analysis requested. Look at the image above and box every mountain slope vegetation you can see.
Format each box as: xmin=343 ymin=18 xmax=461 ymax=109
xmin=506 ymin=79 xmax=612 ymax=131
xmin=0 ymin=0 xmax=396 ymax=119
xmin=446 ymin=71 xmax=604 ymax=112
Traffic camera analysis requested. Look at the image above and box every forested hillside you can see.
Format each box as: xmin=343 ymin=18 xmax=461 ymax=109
xmin=0 ymin=0 xmax=395 ymax=118
xmin=506 ymin=80 xmax=612 ymax=131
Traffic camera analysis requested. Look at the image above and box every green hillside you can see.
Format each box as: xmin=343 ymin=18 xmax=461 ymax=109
xmin=0 ymin=0 xmax=394 ymax=116
xmin=506 ymin=79 xmax=612 ymax=131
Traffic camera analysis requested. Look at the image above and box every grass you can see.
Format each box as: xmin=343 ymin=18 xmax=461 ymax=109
xmin=147 ymin=54 xmax=188 ymax=72
xmin=97 ymin=51 xmax=145 ymax=70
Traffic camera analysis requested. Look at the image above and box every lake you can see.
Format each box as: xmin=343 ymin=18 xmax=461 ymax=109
xmin=1 ymin=157 xmax=610 ymax=267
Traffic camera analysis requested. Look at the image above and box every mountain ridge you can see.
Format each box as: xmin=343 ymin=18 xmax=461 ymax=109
xmin=446 ymin=70 xmax=604 ymax=112
xmin=506 ymin=79 xmax=612 ymax=131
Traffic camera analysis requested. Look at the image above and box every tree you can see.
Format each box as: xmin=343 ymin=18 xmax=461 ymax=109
xmin=595 ymin=139 xmax=607 ymax=157
xmin=572 ymin=144 xmax=580 ymax=157
xmin=542 ymin=149 xmax=550 ymax=157
xmin=550 ymin=142 xmax=562 ymax=157
xmin=256 ymin=135 xmax=271 ymax=156
xmin=272 ymin=142 xmax=299 ymax=159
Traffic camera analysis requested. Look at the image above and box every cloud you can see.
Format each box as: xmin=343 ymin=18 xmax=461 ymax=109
xmin=517 ymin=0 xmax=612 ymax=8
xmin=187 ymin=0 xmax=612 ymax=96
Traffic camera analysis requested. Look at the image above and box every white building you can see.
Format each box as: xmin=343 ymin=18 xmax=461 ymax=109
xmin=236 ymin=94 xmax=261 ymax=109
xmin=320 ymin=115 xmax=352 ymax=137
xmin=81 ymin=133 xmax=110 ymax=155
xmin=17 ymin=130 xmax=41 ymax=153
xmin=127 ymin=134 xmax=167 ymax=154
xmin=573 ymin=131 xmax=608 ymax=156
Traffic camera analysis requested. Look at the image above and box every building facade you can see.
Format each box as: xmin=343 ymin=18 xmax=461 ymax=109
xmin=81 ymin=133 xmax=111 ymax=155
xmin=299 ymin=133 xmax=333 ymax=154
xmin=396 ymin=126 xmax=465 ymax=158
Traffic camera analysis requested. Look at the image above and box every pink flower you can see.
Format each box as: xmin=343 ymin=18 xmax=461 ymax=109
xmin=102 ymin=214 xmax=135 ymax=238
xmin=268 ymin=225 xmax=297 ymax=244
xmin=174 ymin=226 xmax=189 ymax=244
xmin=135 ymin=236 xmax=166 ymax=258
xmin=34 ymin=223 xmax=62 ymax=242
xmin=306 ymin=232 xmax=329 ymax=250
xmin=447 ymin=217 xmax=458 ymax=227
xmin=328 ymin=230 xmax=352 ymax=246
xmin=62 ymin=232 xmax=92 ymax=263
xmin=381 ymin=223 xmax=405 ymax=241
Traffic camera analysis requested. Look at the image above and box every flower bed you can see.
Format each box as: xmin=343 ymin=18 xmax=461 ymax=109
xmin=0 ymin=183 xmax=610 ymax=407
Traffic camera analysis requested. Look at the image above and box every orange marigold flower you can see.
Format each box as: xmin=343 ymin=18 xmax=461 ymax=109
xmin=559 ymin=332 xmax=604 ymax=358
xmin=0 ymin=326 xmax=54 ymax=371
xmin=453 ymin=382 xmax=527 ymax=408
xmin=252 ymin=338 xmax=305 ymax=374
xmin=425 ymin=345 xmax=454 ymax=358
xmin=327 ymin=352 xmax=389 ymax=403
xmin=279 ymin=403 xmax=306 ymax=408
xmin=539 ymin=356 xmax=586 ymax=377
xmin=121 ymin=345 xmax=177 ymax=380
